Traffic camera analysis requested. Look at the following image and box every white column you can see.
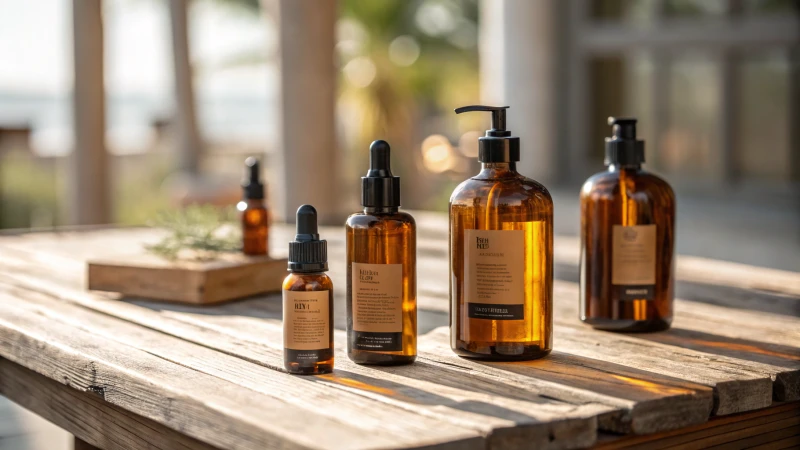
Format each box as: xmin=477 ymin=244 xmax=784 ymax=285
xmin=479 ymin=0 xmax=560 ymax=183
xmin=169 ymin=0 xmax=202 ymax=174
xmin=70 ymin=0 xmax=110 ymax=225
xmin=267 ymin=0 xmax=338 ymax=224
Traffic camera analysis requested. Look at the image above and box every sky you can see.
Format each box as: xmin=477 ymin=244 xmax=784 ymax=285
xmin=0 ymin=0 xmax=277 ymax=154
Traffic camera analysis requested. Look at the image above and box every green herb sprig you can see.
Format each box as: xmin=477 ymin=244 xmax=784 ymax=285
xmin=145 ymin=205 xmax=241 ymax=260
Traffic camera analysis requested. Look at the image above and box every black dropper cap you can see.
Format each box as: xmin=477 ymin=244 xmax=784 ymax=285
xmin=605 ymin=117 xmax=645 ymax=167
xmin=242 ymin=157 xmax=265 ymax=200
xmin=361 ymin=140 xmax=400 ymax=208
xmin=454 ymin=105 xmax=520 ymax=163
xmin=288 ymin=205 xmax=327 ymax=272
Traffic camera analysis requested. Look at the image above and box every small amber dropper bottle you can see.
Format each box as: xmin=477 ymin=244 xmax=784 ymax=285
xmin=579 ymin=117 xmax=675 ymax=332
xmin=238 ymin=157 xmax=269 ymax=256
xmin=283 ymin=205 xmax=334 ymax=374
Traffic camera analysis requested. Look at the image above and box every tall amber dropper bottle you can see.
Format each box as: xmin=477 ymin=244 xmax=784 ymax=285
xmin=450 ymin=105 xmax=553 ymax=361
xmin=346 ymin=140 xmax=416 ymax=365
xmin=283 ymin=205 xmax=334 ymax=374
xmin=238 ymin=157 xmax=269 ymax=255
xmin=580 ymin=117 xmax=675 ymax=332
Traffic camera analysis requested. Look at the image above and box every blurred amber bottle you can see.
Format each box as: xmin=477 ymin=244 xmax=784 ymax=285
xmin=283 ymin=205 xmax=333 ymax=374
xmin=580 ymin=117 xmax=675 ymax=332
xmin=239 ymin=157 xmax=269 ymax=256
xmin=346 ymin=140 xmax=416 ymax=365
xmin=449 ymin=106 xmax=553 ymax=361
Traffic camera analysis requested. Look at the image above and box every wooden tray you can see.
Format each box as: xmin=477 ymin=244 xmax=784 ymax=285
xmin=87 ymin=253 xmax=288 ymax=304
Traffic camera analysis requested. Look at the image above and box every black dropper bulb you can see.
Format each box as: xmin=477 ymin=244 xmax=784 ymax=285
xmin=242 ymin=157 xmax=265 ymax=200
xmin=605 ymin=117 xmax=645 ymax=167
xmin=454 ymin=105 xmax=519 ymax=162
xmin=288 ymin=205 xmax=327 ymax=272
xmin=362 ymin=140 xmax=400 ymax=208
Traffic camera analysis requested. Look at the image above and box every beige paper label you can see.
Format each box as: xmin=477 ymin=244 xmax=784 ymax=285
xmin=612 ymin=224 xmax=657 ymax=285
xmin=283 ymin=290 xmax=330 ymax=350
xmin=464 ymin=229 xmax=524 ymax=319
xmin=352 ymin=262 xmax=403 ymax=333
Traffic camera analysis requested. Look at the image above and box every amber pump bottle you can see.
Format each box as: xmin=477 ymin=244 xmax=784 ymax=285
xmin=449 ymin=105 xmax=553 ymax=361
xmin=580 ymin=117 xmax=675 ymax=332
xmin=346 ymin=140 xmax=416 ymax=365
xmin=283 ymin=205 xmax=334 ymax=374
xmin=239 ymin=157 xmax=269 ymax=256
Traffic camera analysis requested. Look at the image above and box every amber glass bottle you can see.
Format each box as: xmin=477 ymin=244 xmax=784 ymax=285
xmin=580 ymin=117 xmax=675 ymax=332
xmin=346 ymin=140 xmax=416 ymax=365
xmin=283 ymin=205 xmax=333 ymax=374
xmin=239 ymin=157 xmax=269 ymax=256
xmin=450 ymin=105 xmax=553 ymax=361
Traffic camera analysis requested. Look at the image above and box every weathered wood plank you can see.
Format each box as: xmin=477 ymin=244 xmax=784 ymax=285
xmin=0 ymin=270 xmax=708 ymax=436
xmin=1 ymin=286 xmax=597 ymax=450
xmin=593 ymin=402 xmax=800 ymax=450
xmin=0 ymin=360 xmax=219 ymax=450
xmin=0 ymin=295 xmax=484 ymax=450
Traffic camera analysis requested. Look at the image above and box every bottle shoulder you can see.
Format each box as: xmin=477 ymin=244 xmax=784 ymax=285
xmin=346 ymin=210 xmax=416 ymax=230
xmin=581 ymin=169 xmax=674 ymax=202
xmin=283 ymin=272 xmax=333 ymax=291
xmin=450 ymin=175 xmax=552 ymax=205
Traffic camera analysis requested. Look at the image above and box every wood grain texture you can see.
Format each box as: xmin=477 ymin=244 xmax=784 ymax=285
xmin=0 ymin=360 xmax=220 ymax=450
xmin=88 ymin=254 xmax=288 ymax=304
xmin=593 ymin=402 xmax=800 ymax=450
xmin=1 ymin=286 xmax=593 ymax=450
xmin=0 ymin=222 xmax=798 ymax=449
xmin=0 ymin=294 xmax=484 ymax=450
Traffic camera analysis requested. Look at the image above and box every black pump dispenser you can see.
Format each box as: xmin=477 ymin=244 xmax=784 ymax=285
xmin=454 ymin=105 xmax=520 ymax=163
xmin=288 ymin=205 xmax=327 ymax=272
xmin=361 ymin=140 xmax=400 ymax=208
xmin=242 ymin=157 xmax=265 ymax=200
xmin=605 ymin=117 xmax=645 ymax=167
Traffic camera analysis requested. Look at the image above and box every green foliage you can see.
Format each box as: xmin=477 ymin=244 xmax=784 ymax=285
xmin=145 ymin=205 xmax=241 ymax=260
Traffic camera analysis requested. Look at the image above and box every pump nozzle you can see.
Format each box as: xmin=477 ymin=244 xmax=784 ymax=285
xmin=454 ymin=104 xmax=519 ymax=163
xmin=242 ymin=157 xmax=265 ymax=200
xmin=454 ymin=105 xmax=509 ymax=136
xmin=605 ymin=116 xmax=645 ymax=167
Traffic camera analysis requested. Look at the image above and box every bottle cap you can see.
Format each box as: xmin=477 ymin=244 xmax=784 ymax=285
xmin=288 ymin=205 xmax=328 ymax=272
xmin=454 ymin=105 xmax=520 ymax=163
xmin=605 ymin=117 xmax=645 ymax=167
xmin=242 ymin=157 xmax=265 ymax=200
xmin=361 ymin=140 xmax=400 ymax=208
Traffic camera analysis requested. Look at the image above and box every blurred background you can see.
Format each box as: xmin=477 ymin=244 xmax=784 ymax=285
xmin=0 ymin=1 xmax=798 ymax=448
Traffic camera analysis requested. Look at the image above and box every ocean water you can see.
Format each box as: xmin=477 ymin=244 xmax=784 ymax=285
xmin=0 ymin=92 xmax=276 ymax=156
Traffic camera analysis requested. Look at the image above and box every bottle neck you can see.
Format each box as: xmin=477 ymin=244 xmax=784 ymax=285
xmin=364 ymin=206 xmax=398 ymax=214
xmin=608 ymin=163 xmax=641 ymax=173
xmin=478 ymin=162 xmax=518 ymax=178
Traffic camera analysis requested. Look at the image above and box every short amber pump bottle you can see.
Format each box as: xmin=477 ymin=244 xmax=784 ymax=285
xmin=283 ymin=205 xmax=334 ymax=374
xmin=239 ymin=157 xmax=269 ymax=256
xmin=450 ymin=105 xmax=553 ymax=361
xmin=580 ymin=117 xmax=675 ymax=332
xmin=346 ymin=140 xmax=416 ymax=365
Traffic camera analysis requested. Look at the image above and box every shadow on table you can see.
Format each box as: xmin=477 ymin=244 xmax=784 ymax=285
xmin=554 ymin=262 xmax=800 ymax=317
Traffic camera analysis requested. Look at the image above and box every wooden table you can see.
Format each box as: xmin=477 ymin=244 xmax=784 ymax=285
xmin=0 ymin=213 xmax=798 ymax=450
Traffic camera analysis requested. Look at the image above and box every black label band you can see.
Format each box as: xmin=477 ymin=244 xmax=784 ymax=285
xmin=285 ymin=348 xmax=333 ymax=363
xmin=615 ymin=284 xmax=655 ymax=301
xmin=352 ymin=331 xmax=403 ymax=351
xmin=467 ymin=303 xmax=524 ymax=320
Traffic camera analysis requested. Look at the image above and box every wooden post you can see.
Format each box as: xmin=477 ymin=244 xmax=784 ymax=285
xmin=266 ymin=0 xmax=338 ymax=224
xmin=71 ymin=0 xmax=110 ymax=225
xmin=169 ymin=0 xmax=203 ymax=174
xmin=479 ymin=0 xmax=562 ymax=184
